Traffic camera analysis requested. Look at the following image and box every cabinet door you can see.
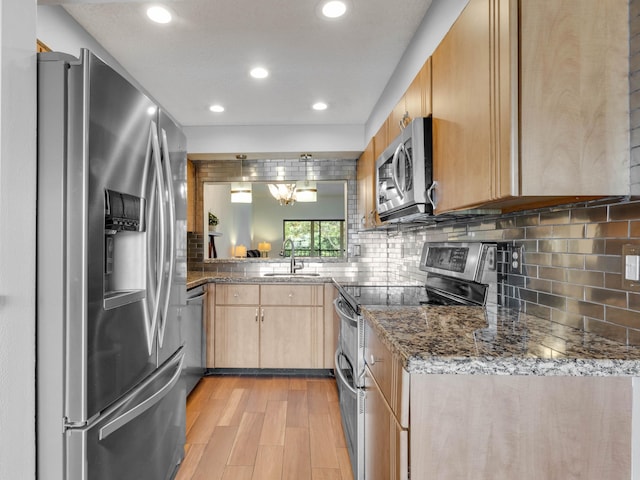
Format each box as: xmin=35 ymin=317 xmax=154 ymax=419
xmin=205 ymin=283 xmax=216 ymax=368
xmin=214 ymin=306 xmax=259 ymax=368
xmin=388 ymin=97 xmax=406 ymax=142
xmin=357 ymin=140 xmax=377 ymax=229
xmin=260 ymin=306 xmax=322 ymax=368
xmin=323 ymin=283 xmax=339 ymax=369
xmin=405 ymin=57 xmax=432 ymax=122
xmin=364 ymin=368 xmax=408 ymax=480
xmin=519 ymin=0 xmax=629 ymax=197
xmin=186 ymin=159 xmax=196 ymax=232
xmin=432 ymin=0 xmax=494 ymax=213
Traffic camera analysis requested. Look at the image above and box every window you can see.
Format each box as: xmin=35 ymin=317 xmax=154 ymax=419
xmin=283 ymin=220 xmax=345 ymax=257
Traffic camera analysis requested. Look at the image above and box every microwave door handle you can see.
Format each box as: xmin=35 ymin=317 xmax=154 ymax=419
xmin=390 ymin=142 xmax=405 ymax=200
xmin=427 ymin=180 xmax=438 ymax=209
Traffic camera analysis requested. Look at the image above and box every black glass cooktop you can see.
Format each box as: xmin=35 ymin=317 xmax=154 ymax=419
xmin=337 ymin=284 xmax=432 ymax=314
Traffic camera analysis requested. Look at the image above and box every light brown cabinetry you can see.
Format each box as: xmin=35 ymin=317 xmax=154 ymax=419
xmin=205 ymin=283 xmax=216 ymax=367
xmin=213 ymin=283 xmax=324 ymax=369
xmin=410 ymin=375 xmax=632 ymax=479
xmin=357 ymin=140 xmax=377 ymax=229
xmin=323 ymin=283 xmax=339 ymax=369
xmin=431 ymin=0 xmax=629 ymax=213
xmin=364 ymin=319 xmax=409 ymax=480
xmin=365 ymin=317 xmax=634 ymax=479
xmin=359 ymin=59 xmax=432 ymax=229
xmin=186 ymin=159 xmax=196 ymax=232
xmin=388 ymin=58 xmax=432 ymax=142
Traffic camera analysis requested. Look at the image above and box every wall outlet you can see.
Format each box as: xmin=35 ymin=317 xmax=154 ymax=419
xmin=622 ymin=244 xmax=640 ymax=291
xmin=506 ymin=244 xmax=523 ymax=274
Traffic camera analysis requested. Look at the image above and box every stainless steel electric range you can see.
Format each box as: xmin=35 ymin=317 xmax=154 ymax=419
xmin=334 ymin=241 xmax=498 ymax=480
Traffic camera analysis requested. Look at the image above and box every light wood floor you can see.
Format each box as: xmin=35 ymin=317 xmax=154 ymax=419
xmin=175 ymin=375 xmax=354 ymax=480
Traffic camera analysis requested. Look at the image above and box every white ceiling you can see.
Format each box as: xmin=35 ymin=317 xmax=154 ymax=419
xmin=40 ymin=0 xmax=434 ymax=129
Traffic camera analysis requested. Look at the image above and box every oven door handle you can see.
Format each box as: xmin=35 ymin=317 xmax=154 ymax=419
xmin=334 ymin=350 xmax=358 ymax=395
xmin=333 ymin=297 xmax=358 ymax=328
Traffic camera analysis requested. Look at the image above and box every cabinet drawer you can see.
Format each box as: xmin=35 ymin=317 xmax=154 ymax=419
xmin=260 ymin=284 xmax=322 ymax=306
xmin=365 ymin=318 xmax=409 ymax=428
xmin=215 ymin=284 xmax=260 ymax=305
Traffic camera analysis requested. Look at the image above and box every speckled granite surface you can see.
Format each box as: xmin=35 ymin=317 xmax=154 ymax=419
xmin=362 ymin=305 xmax=640 ymax=376
xmin=187 ymin=272 xmax=332 ymax=289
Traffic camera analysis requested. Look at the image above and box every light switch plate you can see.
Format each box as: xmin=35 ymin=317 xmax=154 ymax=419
xmin=622 ymin=244 xmax=640 ymax=291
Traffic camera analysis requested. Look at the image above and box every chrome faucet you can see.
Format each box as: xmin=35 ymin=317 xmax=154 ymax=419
xmin=282 ymin=237 xmax=304 ymax=274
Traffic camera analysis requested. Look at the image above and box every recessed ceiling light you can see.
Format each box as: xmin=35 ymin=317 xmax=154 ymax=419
xmin=321 ymin=1 xmax=347 ymax=18
xmin=250 ymin=67 xmax=269 ymax=79
xmin=146 ymin=5 xmax=172 ymax=24
xmin=209 ymin=104 xmax=225 ymax=113
xmin=312 ymin=102 xmax=328 ymax=111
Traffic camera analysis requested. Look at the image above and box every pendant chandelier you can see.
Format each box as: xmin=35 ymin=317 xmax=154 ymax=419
xmin=268 ymin=183 xmax=297 ymax=206
xmin=296 ymin=153 xmax=317 ymax=202
xmin=230 ymin=154 xmax=252 ymax=203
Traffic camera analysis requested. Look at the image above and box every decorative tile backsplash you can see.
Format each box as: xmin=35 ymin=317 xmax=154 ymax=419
xmin=376 ymin=198 xmax=640 ymax=346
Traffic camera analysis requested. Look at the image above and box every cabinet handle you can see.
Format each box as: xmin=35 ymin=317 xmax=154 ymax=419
xmin=233 ymin=292 xmax=239 ymax=298
xmin=369 ymin=355 xmax=383 ymax=365
xmin=261 ymin=308 xmax=264 ymax=322
xmin=255 ymin=308 xmax=258 ymax=322
xmin=288 ymin=293 xmax=293 ymax=298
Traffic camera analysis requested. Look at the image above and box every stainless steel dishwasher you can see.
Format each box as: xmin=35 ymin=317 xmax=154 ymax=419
xmin=183 ymin=285 xmax=207 ymax=395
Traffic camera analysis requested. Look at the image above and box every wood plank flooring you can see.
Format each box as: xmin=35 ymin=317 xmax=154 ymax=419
xmin=176 ymin=375 xmax=354 ymax=480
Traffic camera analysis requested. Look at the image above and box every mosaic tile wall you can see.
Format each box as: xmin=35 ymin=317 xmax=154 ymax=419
xmin=368 ymin=198 xmax=640 ymax=345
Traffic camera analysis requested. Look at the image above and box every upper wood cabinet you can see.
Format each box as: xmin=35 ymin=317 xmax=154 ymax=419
xmin=388 ymin=58 xmax=432 ymax=142
xmin=431 ymin=0 xmax=629 ymax=214
xmin=357 ymin=139 xmax=377 ymax=229
xmin=186 ymin=159 xmax=196 ymax=232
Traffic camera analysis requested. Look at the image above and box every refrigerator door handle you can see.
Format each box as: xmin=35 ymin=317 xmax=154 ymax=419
xmin=98 ymin=350 xmax=184 ymax=441
xmin=157 ymin=127 xmax=176 ymax=347
xmin=141 ymin=120 xmax=167 ymax=354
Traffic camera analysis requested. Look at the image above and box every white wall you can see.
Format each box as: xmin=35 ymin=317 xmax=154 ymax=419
xmin=0 ymin=0 xmax=37 ymax=478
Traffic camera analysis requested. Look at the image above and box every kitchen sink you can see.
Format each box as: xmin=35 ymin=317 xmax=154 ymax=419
xmin=262 ymin=272 xmax=321 ymax=277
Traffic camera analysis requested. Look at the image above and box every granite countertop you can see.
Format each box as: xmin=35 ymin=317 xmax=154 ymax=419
xmin=362 ymin=304 xmax=640 ymax=377
xmin=187 ymin=271 xmax=333 ymax=289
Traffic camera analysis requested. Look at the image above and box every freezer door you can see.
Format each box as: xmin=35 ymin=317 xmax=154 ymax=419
xmin=157 ymin=109 xmax=187 ymax=365
xmin=67 ymin=349 xmax=186 ymax=480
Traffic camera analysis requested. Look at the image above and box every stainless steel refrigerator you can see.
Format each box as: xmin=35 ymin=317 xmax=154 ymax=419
xmin=37 ymin=49 xmax=187 ymax=480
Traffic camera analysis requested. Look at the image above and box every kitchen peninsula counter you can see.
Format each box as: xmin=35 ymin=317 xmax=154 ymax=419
xmin=362 ymin=304 xmax=640 ymax=377
xmin=186 ymin=271 xmax=335 ymax=289
xmin=364 ymin=304 xmax=640 ymax=479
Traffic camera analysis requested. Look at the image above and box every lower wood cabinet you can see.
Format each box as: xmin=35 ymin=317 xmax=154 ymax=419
xmin=211 ymin=283 xmax=327 ymax=369
xmin=364 ymin=367 xmax=408 ymax=480
xmin=365 ymin=317 xmax=634 ymax=479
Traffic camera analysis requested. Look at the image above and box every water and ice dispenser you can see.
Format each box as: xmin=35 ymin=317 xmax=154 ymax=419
xmin=104 ymin=189 xmax=146 ymax=309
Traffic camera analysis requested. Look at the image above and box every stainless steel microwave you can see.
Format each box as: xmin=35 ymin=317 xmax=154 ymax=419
xmin=375 ymin=116 xmax=434 ymax=222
